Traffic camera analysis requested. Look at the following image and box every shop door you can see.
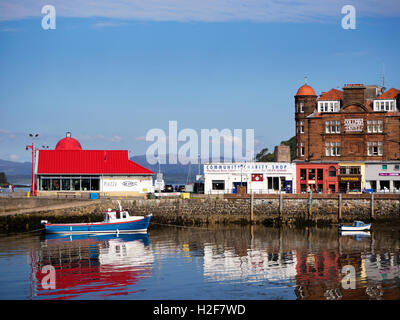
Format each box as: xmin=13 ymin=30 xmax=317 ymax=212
xmin=233 ymin=182 xmax=247 ymax=194
xmin=285 ymin=181 xmax=293 ymax=193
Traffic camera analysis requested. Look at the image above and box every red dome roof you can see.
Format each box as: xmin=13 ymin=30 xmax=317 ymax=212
xmin=296 ymin=84 xmax=316 ymax=96
xmin=55 ymin=136 xmax=82 ymax=150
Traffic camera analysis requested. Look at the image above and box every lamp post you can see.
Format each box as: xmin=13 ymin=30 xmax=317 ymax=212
xmin=26 ymin=133 xmax=39 ymax=196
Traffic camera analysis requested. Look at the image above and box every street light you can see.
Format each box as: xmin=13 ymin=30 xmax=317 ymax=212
xmin=26 ymin=133 xmax=39 ymax=196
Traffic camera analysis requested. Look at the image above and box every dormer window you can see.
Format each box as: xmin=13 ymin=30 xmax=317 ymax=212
xmin=374 ymin=100 xmax=396 ymax=111
xmin=318 ymin=101 xmax=340 ymax=113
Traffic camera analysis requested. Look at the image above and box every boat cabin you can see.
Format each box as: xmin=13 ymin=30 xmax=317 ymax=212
xmin=104 ymin=209 xmax=131 ymax=222
xmin=352 ymin=221 xmax=366 ymax=227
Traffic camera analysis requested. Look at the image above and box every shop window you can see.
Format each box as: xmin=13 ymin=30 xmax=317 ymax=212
xmin=317 ymin=184 xmax=323 ymax=193
xmin=308 ymin=169 xmax=315 ymax=180
xmin=380 ymin=180 xmax=390 ymax=191
xmin=273 ymin=177 xmax=280 ymax=190
xmin=366 ymin=180 xmax=377 ymax=191
xmin=212 ymin=180 xmax=225 ymax=190
xmin=349 ymin=167 xmax=361 ymax=175
xmin=280 ymin=177 xmax=286 ymax=191
xmin=91 ymin=178 xmax=100 ymax=191
xmin=328 ymin=184 xmax=336 ymax=193
xmin=328 ymin=166 xmax=336 ymax=177
xmin=339 ymin=167 xmax=347 ymax=175
xmin=317 ymin=169 xmax=323 ymax=180
xmin=61 ymin=178 xmax=71 ymax=191
xmin=72 ymin=178 xmax=80 ymax=191
xmin=82 ymin=178 xmax=90 ymax=191
xmin=300 ymin=169 xmax=306 ymax=180
xmin=300 ymin=184 xmax=307 ymax=193
xmin=394 ymin=181 xmax=400 ymax=191
xmin=267 ymin=177 xmax=273 ymax=189
xmin=51 ymin=178 xmax=60 ymax=191
xmin=41 ymin=178 xmax=50 ymax=191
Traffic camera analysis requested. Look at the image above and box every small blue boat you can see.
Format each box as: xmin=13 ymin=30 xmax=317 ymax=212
xmin=41 ymin=202 xmax=151 ymax=234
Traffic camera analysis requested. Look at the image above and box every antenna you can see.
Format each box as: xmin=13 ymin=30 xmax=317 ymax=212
xmin=304 ymin=75 xmax=308 ymax=85
xmin=382 ymin=63 xmax=385 ymax=88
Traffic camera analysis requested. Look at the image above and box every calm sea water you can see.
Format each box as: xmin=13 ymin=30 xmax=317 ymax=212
xmin=0 ymin=223 xmax=399 ymax=300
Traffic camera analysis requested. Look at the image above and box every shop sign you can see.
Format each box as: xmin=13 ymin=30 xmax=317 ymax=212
xmin=204 ymin=163 xmax=291 ymax=174
xmin=379 ymin=173 xmax=400 ymax=176
xmin=103 ymin=179 xmax=143 ymax=192
xmin=340 ymin=176 xmax=360 ymax=182
xmin=344 ymin=119 xmax=363 ymax=132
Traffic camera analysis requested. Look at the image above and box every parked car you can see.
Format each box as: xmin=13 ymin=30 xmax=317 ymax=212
xmin=163 ymin=185 xmax=174 ymax=192
xmin=177 ymin=185 xmax=186 ymax=192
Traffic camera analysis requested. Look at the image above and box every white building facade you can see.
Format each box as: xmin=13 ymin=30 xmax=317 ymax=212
xmin=204 ymin=162 xmax=296 ymax=194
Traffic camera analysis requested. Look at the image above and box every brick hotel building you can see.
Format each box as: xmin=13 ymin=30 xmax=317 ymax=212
xmin=295 ymin=83 xmax=400 ymax=193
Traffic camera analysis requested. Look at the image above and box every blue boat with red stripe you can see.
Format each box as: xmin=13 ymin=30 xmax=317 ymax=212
xmin=41 ymin=201 xmax=151 ymax=234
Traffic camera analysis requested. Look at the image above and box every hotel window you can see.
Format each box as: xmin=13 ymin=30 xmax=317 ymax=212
xmin=367 ymin=120 xmax=383 ymax=133
xmin=297 ymin=143 xmax=305 ymax=157
xmin=368 ymin=142 xmax=383 ymax=156
xmin=318 ymin=101 xmax=339 ymax=113
xmin=325 ymin=120 xmax=340 ymax=133
xmin=374 ymin=100 xmax=397 ymax=112
xmin=326 ymin=142 xmax=340 ymax=156
xmin=297 ymin=121 xmax=304 ymax=134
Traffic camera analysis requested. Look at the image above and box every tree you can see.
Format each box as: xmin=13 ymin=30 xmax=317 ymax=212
xmin=255 ymin=136 xmax=296 ymax=162
xmin=0 ymin=172 xmax=9 ymax=187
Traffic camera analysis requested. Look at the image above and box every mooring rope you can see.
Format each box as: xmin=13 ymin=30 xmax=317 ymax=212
xmin=150 ymin=221 xmax=213 ymax=231
xmin=0 ymin=227 xmax=45 ymax=238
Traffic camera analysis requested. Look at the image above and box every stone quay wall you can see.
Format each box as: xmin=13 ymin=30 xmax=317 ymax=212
xmin=1 ymin=193 xmax=400 ymax=232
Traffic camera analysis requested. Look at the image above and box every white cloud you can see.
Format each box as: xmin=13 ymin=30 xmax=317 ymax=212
xmin=0 ymin=0 xmax=399 ymax=22
xmin=75 ymin=134 xmax=123 ymax=143
xmin=8 ymin=153 xmax=20 ymax=161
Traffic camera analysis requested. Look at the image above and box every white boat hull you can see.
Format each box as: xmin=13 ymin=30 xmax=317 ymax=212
xmin=340 ymin=224 xmax=371 ymax=231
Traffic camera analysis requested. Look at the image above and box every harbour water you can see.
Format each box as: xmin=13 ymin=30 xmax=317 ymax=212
xmin=0 ymin=222 xmax=400 ymax=300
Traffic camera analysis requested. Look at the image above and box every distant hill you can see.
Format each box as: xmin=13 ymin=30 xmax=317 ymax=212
xmin=131 ymin=155 xmax=202 ymax=185
xmin=2 ymin=148 xmax=292 ymax=187
xmin=0 ymin=159 xmax=31 ymax=184
xmin=0 ymin=156 xmax=201 ymax=186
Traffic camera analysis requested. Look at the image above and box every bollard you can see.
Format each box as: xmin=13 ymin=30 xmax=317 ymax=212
xmin=250 ymin=192 xmax=254 ymax=223
xmin=370 ymin=192 xmax=375 ymax=220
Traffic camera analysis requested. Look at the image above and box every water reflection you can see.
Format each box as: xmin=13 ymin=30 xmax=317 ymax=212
xmin=10 ymin=223 xmax=400 ymax=299
xmin=31 ymin=233 xmax=153 ymax=299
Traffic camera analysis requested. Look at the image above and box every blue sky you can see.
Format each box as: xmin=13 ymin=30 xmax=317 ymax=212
xmin=0 ymin=0 xmax=400 ymax=162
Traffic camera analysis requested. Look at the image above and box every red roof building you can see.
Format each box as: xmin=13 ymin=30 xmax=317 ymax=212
xmin=35 ymin=133 xmax=154 ymax=197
